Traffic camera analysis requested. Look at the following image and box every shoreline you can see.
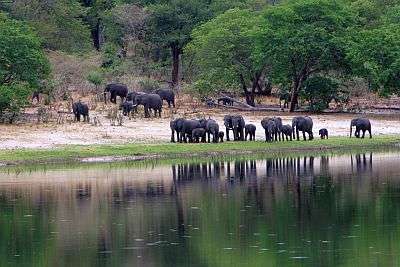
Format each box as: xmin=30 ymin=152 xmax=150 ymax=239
xmin=1 ymin=135 xmax=399 ymax=166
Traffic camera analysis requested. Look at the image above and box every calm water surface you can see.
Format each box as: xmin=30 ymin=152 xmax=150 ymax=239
xmin=1 ymin=152 xmax=400 ymax=266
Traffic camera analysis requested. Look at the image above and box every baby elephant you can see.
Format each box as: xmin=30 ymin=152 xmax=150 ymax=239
xmin=192 ymin=128 xmax=207 ymax=143
xmin=72 ymin=101 xmax=89 ymax=122
xmin=245 ymin=124 xmax=256 ymax=141
xmin=319 ymin=128 xmax=329 ymax=139
xmin=281 ymin=125 xmax=292 ymax=141
xmin=218 ymin=131 xmax=224 ymax=143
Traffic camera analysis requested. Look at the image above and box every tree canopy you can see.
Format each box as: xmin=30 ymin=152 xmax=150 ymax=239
xmin=256 ymin=0 xmax=356 ymax=111
xmin=0 ymin=13 xmax=50 ymax=120
xmin=187 ymin=8 xmax=264 ymax=105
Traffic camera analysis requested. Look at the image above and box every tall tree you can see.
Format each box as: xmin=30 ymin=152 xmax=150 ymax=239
xmin=0 ymin=13 xmax=50 ymax=119
xmin=257 ymin=0 xmax=356 ymax=111
xmin=346 ymin=23 xmax=400 ymax=95
xmin=187 ymin=9 xmax=265 ymax=106
xmin=146 ymin=0 xmax=211 ymax=88
xmin=5 ymin=0 xmax=91 ymax=52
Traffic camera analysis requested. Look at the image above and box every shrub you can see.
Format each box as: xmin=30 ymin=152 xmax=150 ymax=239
xmin=0 ymin=84 xmax=31 ymax=123
xmin=300 ymin=76 xmax=340 ymax=112
xmin=87 ymin=71 xmax=104 ymax=91
xmin=138 ymin=77 xmax=160 ymax=93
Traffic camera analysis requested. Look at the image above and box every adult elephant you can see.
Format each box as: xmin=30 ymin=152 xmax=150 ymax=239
xmin=350 ymin=118 xmax=372 ymax=138
xmin=155 ymin=88 xmax=175 ymax=108
xmin=181 ymin=119 xmax=202 ymax=143
xmin=261 ymin=118 xmax=277 ymax=142
xmin=134 ymin=93 xmax=162 ymax=118
xmin=104 ymin=83 xmax=128 ymax=104
xmin=271 ymin=117 xmax=283 ymax=141
xmin=126 ymin=91 xmax=146 ymax=102
xmin=72 ymin=101 xmax=89 ymax=122
xmin=200 ymin=118 xmax=220 ymax=143
xmin=292 ymin=116 xmax=313 ymax=141
xmin=170 ymin=118 xmax=185 ymax=143
xmin=224 ymin=115 xmax=245 ymax=141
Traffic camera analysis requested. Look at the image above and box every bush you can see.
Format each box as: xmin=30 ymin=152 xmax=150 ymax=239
xmin=300 ymin=76 xmax=340 ymax=112
xmin=0 ymin=84 xmax=31 ymax=123
xmin=87 ymin=71 xmax=104 ymax=91
xmin=138 ymin=77 xmax=160 ymax=93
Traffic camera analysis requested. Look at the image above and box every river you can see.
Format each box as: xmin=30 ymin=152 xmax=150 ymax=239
xmin=0 ymin=152 xmax=399 ymax=266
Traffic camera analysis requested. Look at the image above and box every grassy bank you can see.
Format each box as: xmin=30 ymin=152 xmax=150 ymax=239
xmin=1 ymin=135 xmax=400 ymax=166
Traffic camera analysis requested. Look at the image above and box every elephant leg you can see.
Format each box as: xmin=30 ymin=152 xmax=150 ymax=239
xmin=264 ymin=130 xmax=268 ymax=142
xmin=369 ymin=129 xmax=372 ymax=138
xmin=362 ymin=130 xmax=366 ymax=138
xmin=171 ymin=130 xmax=175 ymax=143
xmin=309 ymin=131 xmax=314 ymax=141
xmin=226 ymin=128 xmax=230 ymax=141
xmin=168 ymin=101 xmax=171 ymax=108
xmin=302 ymin=131 xmax=306 ymax=141
xmin=296 ymin=129 xmax=300 ymax=141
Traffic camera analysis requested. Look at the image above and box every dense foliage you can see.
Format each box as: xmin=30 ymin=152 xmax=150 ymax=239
xmin=0 ymin=13 xmax=50 ymax=121
xmin=1 ymin=0 xmax=400 ymax=116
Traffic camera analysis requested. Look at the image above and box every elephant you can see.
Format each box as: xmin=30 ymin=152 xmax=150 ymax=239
xmin=281 ymin=125 xmax=293 ymax=141
xmin=104 ymin=83 xmax=128 ymax=104
xmin=192 ymin=128 xmax=207 ymax=143
xmin=218 ymin=131 xmax=224 ymax=143
xmin=200 ymin=118 xmax=220 ymax=143
xmin=292 ymin=116 xmax=314 ymax=141
xmin=319 ymin=128 xmax=329 ymax=139
xmin=271 ymin=117 xmax=283 ymax=141
xmin=170 ymin=118 xmax=185 ymax=143
xmin=261 ymin=118 xmax=277 ymax=142
xmin=350 ymin=118 xmax=372 ymax=138
xmin=224 ymin=115 xmax=245 ymax=141
xmin=133 ymin=93 xmax=162 ymax=118
xmin=155 ymin=88 xmax=175 ymax=108
xmin=72 ymin=101 xmax=89 ymax=122
xmin=245 ymin=124 xmax=256 ymax=141
xmin=181 ymin=119 xmax=202 ymax=143
xmin=126 ymin=91 xmax=146 ymax=102
xmin=217 ymin=97 xmax=234 ymax=106
xmin=121 ymin=101 xmax=135 ymax=116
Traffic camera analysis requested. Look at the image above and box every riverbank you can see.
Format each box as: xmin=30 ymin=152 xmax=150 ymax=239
xmin=1 ymin=135 xmax=400 ymax=166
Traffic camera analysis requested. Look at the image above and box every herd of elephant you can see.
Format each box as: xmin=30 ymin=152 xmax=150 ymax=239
xmin=170 ymin=115 xmax=372 ymax=143
xmin=72 ymin=83 xmax=176 ymax=121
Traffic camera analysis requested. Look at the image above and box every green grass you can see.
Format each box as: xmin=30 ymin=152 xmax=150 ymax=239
xmin=1 ymin=135 xmax=400 ymax=166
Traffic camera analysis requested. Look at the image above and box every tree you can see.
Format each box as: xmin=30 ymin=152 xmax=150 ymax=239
xmin=257 ymin=0 xmax=356 ymax=111
xmin=300 ymin=76 xmax=340 ymax=112
xmin=187 ymin=9 xmax=265 ymax=106
xmin=5 ymin=0 xmax=91 ymax=52
xmin=146 ymin=0 xmax=211 ymax=88
xmin=0 ymin=13 xmax=50 ymax=120
xmin=346 ymin=23 xmax=400 ymax=95
xmin=84 ymin=0 xmax=115 ymax=50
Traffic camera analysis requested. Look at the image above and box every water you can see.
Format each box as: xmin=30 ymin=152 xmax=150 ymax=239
xmin=1 ymin=152 xmax=400 ymax=266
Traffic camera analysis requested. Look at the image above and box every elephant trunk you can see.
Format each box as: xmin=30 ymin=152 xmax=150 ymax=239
xmin=104 ymin=92 xmax=107 ymax=104
xmin=349 ymin=125 xmax=352 ymax=138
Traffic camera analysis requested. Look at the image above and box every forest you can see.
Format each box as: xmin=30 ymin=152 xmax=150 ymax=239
xmin=0 ymin=0 xmax=400 ymax=118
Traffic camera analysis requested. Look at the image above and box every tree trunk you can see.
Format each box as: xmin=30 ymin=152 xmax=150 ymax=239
xmin=171 ymin=45 xmax=180 ymax=88
xmin=289 ymin=78 xmax=302 ymax=112
xmin=92 ymin=19 xmax=104 ymax=51
xmin=239 ymin=74 xmax=255 ymax=107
